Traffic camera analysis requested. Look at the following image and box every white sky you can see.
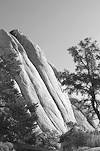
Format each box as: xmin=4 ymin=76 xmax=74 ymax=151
xmin=0 ymin=0 xmax=100 ymax=72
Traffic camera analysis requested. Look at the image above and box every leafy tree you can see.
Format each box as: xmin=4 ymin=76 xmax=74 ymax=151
xmin=59 ymin=38 xmax=100 ymax=123
xmin=0 ymin=56 xmax=38 ymax=143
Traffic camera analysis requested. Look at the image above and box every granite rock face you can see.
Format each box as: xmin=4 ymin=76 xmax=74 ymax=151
xmin=0 ymin=29 xmax=94 ymax=135
xmin=10 ymin=30 xmax=76 ymax=125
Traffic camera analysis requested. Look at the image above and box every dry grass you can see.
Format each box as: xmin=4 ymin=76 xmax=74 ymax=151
xmin=60 ymin=125 xmax=100 ymax=151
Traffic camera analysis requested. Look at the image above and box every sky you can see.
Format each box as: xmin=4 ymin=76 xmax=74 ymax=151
xmin=0 ymin=0 xmax=100 ymax=72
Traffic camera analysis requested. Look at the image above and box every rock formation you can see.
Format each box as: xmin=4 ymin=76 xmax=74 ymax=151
xmin=10 ymin=29 xmax=76 ymax=125
xmin=0 ymin=29 xmax=94 ymax=135
xmin=72 ymin=105 xmax=94 ymax=131
xmin=0 ymin=29 xmax=77 ymax=134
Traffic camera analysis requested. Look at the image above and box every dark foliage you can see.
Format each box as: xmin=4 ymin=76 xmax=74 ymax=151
xmin=0 ymin=56 xmax=38 ymax=143
xmin=0 ymin=52 xmax=59 ymax=151
xmin=34 ymin=131 xmax=60 ymax=150
xmin=59 ymin=38 xmax=100 ymax=122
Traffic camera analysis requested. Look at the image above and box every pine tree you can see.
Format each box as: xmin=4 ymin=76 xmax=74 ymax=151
xmin=59 ymin=38 xmax=100 ymax=123
xmin=0 ymin=56 xmax=38 ymax=143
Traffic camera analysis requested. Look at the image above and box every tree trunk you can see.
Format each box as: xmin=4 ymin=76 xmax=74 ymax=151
xmin=91 ymin=89 xmax=100 ymax=121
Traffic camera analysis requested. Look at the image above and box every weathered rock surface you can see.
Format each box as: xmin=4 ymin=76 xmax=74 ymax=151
xmin=72 ymin=105 xmax=94 ymax=131
xmin=10 ymin=29 xmax=76 ymax=124
xmin=0 ymin=30 xmax=57 ymax=132
xmin=0 ymin=29 xmax=95 ymax=136
xmin=0 ymin=29 xmax=77 ymax=134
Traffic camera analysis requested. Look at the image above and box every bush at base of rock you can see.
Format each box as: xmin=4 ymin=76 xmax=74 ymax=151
xmin=60 ymin=124 xmax=100 ymax=151
xmin=25 ymin=131 xmax=60 ymax=150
